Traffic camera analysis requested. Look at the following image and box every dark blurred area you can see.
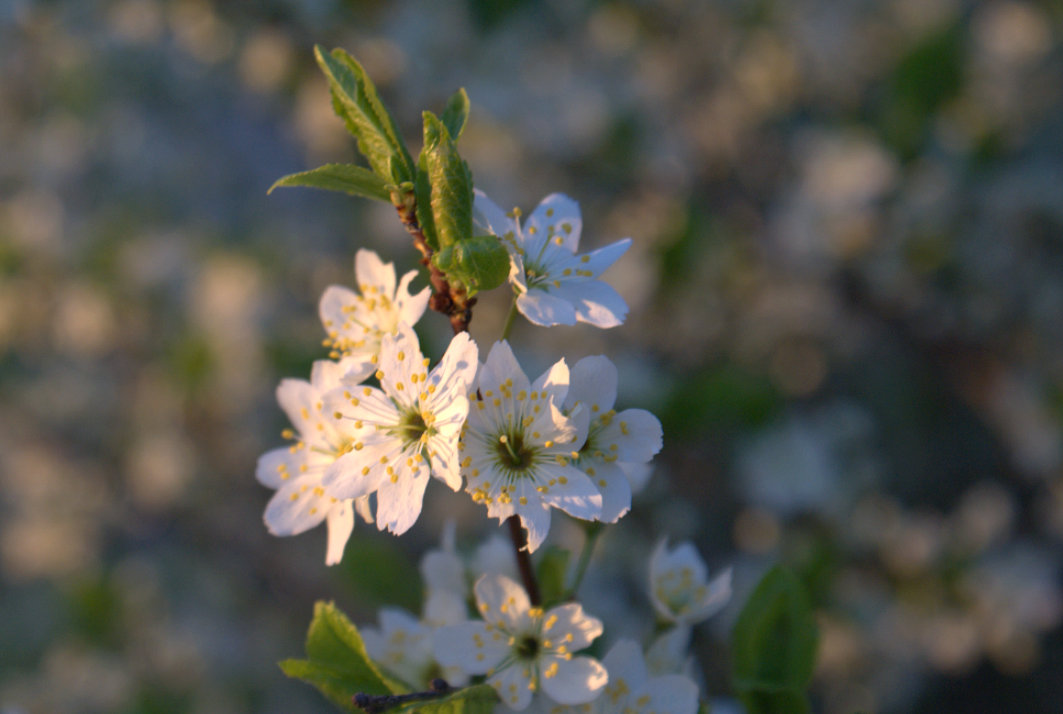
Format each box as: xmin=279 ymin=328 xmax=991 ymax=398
xmin=2 ymin=1 xmax=1063 ymax=712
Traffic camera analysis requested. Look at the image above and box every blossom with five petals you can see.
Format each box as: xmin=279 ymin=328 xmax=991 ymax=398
xmin=474 ymin=191 xmax=630 ymax=328
xmin=319 ymin=248 xmax=430 ymax=363
xmin=255 ymin=357 xmax=376 ymax=565
xmin=563 ymin=355 xmax=663 ymax=523
xmin=324 ymin=330 xmax=478 ymax=535
xmin=434 ymin=574 xmax=607 ymax=711
xmin=461 ymin=341 xmax=600 ymax=552
xmin=649 ymin=540 xmax=732 ymax=625
xmin=361 ymin=607 xmax=468 ymax=691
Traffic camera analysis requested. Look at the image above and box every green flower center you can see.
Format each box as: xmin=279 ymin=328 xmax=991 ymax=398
xmin=390 ymin=410 xmax=435 ymax=449
xmin=496 ymin=431 xmax=536 ymax=472
xmin=515 ymin=635 xmax=539 ymax=660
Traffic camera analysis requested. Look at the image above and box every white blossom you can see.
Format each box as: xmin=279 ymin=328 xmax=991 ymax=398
xmin=361 ymin=608 xmax=468 ymax=691
xmin=562 ymin=356 xmax=662 ymax=523
xmin=255 ymin=357 xmax=376 ymax=565
xmin=461 ymin=341 xmax=601 ymax=552
xmin=434 ymin=574 xmax=607 ymax=711
xmin=319 ymin=248 xmax=430 ymax=363
xmin=530 ymin=639 xmax=699 ymax=714
xmin=324 ymin=330 xmax=478 ymax=535
xmin=421 ymin=524 xmax=519 ymax=628
xmin=474 ymin=191 xmax=630 ymax=328
xmin=649 ymin=540 xmax=732 ymax=626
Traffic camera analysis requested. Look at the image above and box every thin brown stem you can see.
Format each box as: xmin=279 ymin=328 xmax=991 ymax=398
xmin=507 ymin=515 xmax=540 ymax=605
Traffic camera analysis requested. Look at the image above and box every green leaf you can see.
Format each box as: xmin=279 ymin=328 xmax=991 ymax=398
xmin=268 ymin=164 xmax=390 ymax=201
xmin=280 ymin=601 xmax=407 ymax=712
xmin=440 ymin=88 xmax=470 ymax=142
xmin=421 ymin=112 xmax=473 ymax=250
xmin=535 ymin=547 xmax=571 ymax=607
xmin=431 ymin=234 xmax=510 ymax=297
xmin=414 ymin=165 xmax=438 ymax=251
xmin=314 ymin=45 xmax=413 ymax=182
xmin=731 ymin=566 xmax=817 ymax=714
xmin=392 ymin=684 xmax=497 ymax=713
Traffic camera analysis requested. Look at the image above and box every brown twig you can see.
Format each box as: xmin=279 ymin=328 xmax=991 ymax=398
xmin=392 ymin=192 xmax=475 ymax=335
xmin=507 ymin=515 xmax=541 ymax=605
xmin=354 ymin=679 xmax=453 ymax=713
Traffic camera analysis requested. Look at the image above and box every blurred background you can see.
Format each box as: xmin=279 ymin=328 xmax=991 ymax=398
xmin=2 ymin=1 xmax=1063 ymax=712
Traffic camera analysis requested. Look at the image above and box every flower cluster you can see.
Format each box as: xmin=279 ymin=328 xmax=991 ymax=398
xmin=258 ymin=190 xmax=727 ymax=712
xmin=257 ymin=195 xmax=657 ymax=562
xmin=257 ymin=249 xmax=477 ymax=560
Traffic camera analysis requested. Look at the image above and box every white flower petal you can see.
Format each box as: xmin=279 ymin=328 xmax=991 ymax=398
xmin=516 ymin=290 xmax=578 ymax=327
xmin=641 ymin=674 xmax=700 ymax=714
xmin=375 ymin=458 xmax=431 ymax=535
xmin=318 ymin=284 xmax=359 ymax=333
xmin=324 ymin=500 xmax=354 ymax=565
xmin=275 ymin=377 xmax=318 ymax=436
xmin=354 ymin=493 xmax=373 ymax=522
xmin=515 ymin=499 xmax=553 ymax=553
xmin=434 ymin=331 xmax=480 ymax=395
xmin=355 ymin=248 xmax=397 ymax=298
xmin=539 ymin=655 xmax=607 ymax=706
xmin=582 ymin=237 xmax=631 ymax=276
xmin=489 ymin=662 xmax=535 ymax=711
xmin=473 ymin=189 xmax=517 ymax=240
xmin=600 ymin=640 xmax=647 ymax=690
xmin=474 ymin=574 xmax=532 ymax=632
xmin=602 ymin=408 xmax=662 ymax=464
xmin=645 ymin=626 xmax=692 ymax=676
xmin=480 ymin=341 xmax=530 ymax=397
xmin=322 ymin=449 xmax=381 ymax=500
xmin=264 ymin=479 xmax=330 ymax=536
xmin=687 ymin=567 xmax=733 ymax=622
xmin=434 ymin=621 xmax=508 ymax=673
xmin=256 ymin=447 xmax=299 ymax=488
xmin=649 ymin=542 xmax=731 ymax=625
xmin=542 ymin=603 xmax=603 ymax=652
xmin=530 ymin=358 xmax=570 ymax=410
xmin=378 ymin=607 xmax=424 ymax=636
xmin=310 ymin=358 xmax=347 ymax=391
xmin=337 ymin=355 xmax=377 ymax=385
xmin=377 ymin=332 xmax=421 ymax=409
xmin=420 ymin=548 xmax=465 ymax=596
xmin=396 ymin=269 xmax=430 ymax=326
xmin=428 ymin=434 xmax=463 ymax=491
xmin=653 ymin=541 xmax=708 ymax=584
xmin=552 ymin=279 xmax=628 ymax=328
xmin=538 ymin=466 xmax=602 ymax=522
xmin=424 ymin=590 xmax=467 ymax=628
xmin=588 ymin=461 xmax=631 ymax=523
xmin=525 ymin=193 xmax=582 ymax=254
xmin=565 ymin=356 xmax=617 ymax=414
xmin=473 ymin=536 xmax=521 ymax=581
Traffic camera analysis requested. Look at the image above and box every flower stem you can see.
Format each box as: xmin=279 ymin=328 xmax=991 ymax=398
xmin=507 ymin=516 xmax=541 ymax=605
xmin=354 ymin=678 xmax=453 ymax=712
xmin=500 ymin=296 xmax=519 ymax=342
xmin=568 ymin=521 xmax=603 ymax=598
